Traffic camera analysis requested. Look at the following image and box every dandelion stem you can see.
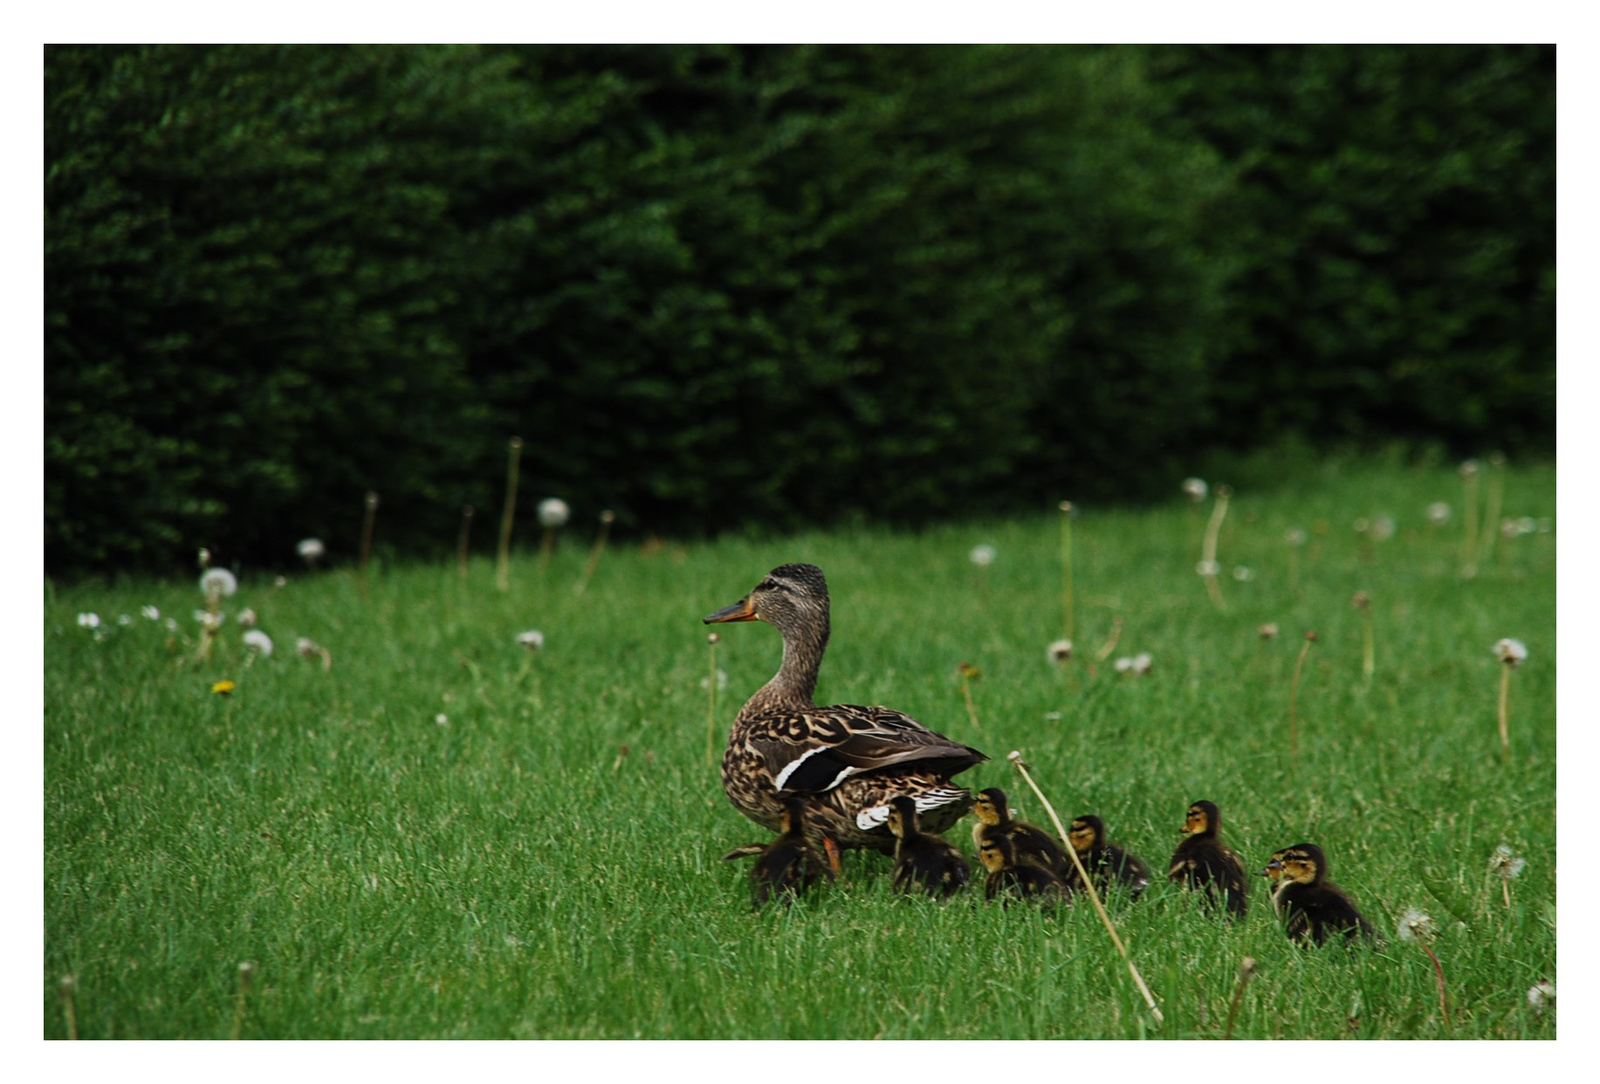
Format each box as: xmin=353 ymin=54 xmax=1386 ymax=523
xmin=1059 ymin=501 xmax=1075 ymax=641
xmin=706 ymin=633 xmax=720 ymax=775
xmin=1094 ymin=617 xmax=1124 ymax=664
xmin=359 ymin=491 xmax=379 ymax=596
xmin=456 ymin=505 xmax=474 ymax=577
xmin=496 ymin=438 xmax=523 ymax=592
xmin=230 ymin=961 xmax=255 ymax=1040
xmin=1223 ymin=957 xmax=1256 ymax=1040
xmin=1421 ymin=942 xmax=1452 ymax=1030
xmin=574 ymin=511 xmax=614 ymax=596
xmin=959 ymin=664 xmax=982 ymax=729
xmin=1201 ymin=486 xmax=1231 ymax=611
xmin=1008 ymin=751 xmax=1163 ymax=1024
xmin=1289 ymin=631 xmax=1317 ymax=758
xmin=57 ymin=974 xmax=78 ymax=1040
xmin=1480 ymin=452 xmax=1506 ymax=567
xmin=1498 ymin=663 xmax=1512 ymax=756
xmin=1461 ymin=465 xmax=1480 ymax=577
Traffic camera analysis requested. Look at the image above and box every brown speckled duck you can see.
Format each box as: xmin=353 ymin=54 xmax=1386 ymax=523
xmin=705 ymin=563 xmax=987 ymax=853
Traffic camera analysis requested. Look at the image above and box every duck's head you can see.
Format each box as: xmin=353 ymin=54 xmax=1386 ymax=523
xmin=1068 ymin=815 xmax=1105 ymax=854
xmin=977 ymin=834 xmax=1015 ymax=874
xmin=886 ymin=796 xmax=920 ymax=840
xmin=1273 ymin=844 xmax=1327 ymax=887
xmin=1181 ymin=800 xmax=1222 ymax=839
xmin=973 ymin=787 xmax=1010 ymax=827
xmin=1258 ymin=847 xmax=1289 ymax=880
xmin=705 ymin=564 xmax=830 ymax=633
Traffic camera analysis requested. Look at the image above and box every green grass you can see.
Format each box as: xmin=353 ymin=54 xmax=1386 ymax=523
xmin=43 ymin=457 xmax=1556 ymax=1039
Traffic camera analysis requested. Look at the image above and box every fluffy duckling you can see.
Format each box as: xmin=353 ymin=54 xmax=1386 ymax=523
xmin=1065 ymin=814 xmax=1151 ymax=900
xmin=1167 ymin=800 xmax=1248 ymax=918
xmin=971 ymin=787 xmax=1071 ymax=880
xmin=978 ymin=833 xmax=1066 ymax=905
xmin=749 ymin=796 xmax=836 ymax=907
xmin=1256 ymin=846 xmax=1292 ymax=915
xmin=1266 ymin=843 xmax=1376 ymax=947
xmin=886 ymin=795 xmax=970 ymax=898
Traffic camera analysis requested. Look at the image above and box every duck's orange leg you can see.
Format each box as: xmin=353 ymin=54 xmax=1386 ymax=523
xmin=822 ymin=835 xmax=842 ymax=875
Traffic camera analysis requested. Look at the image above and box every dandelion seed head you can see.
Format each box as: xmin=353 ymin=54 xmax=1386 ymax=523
xmin=296 ymin=637 xmax=321 ymax=658
xmin=1181 ymin=477 xmax=1209 ymax=503
xmin=1232 ymin=565 xmax=1255 ymax=581
xmin=435 ymin=713 xmax=449 ymax=726
xmin=194 ymin=610 xmax=225 ymax=633
xmin=76 ymin=612 xmax=101 ymax=629
xmin=117 ymin=614 xmax=133 ymax=626
xmin=1426 ymin=501 xmax=1451 ymax=525
xmin=243 ymin=630 xmax=274 ymax=658
xmin=297 ymin=538 xmax=326 ymax=562
xmin=237 ymin=608 xmax=257 ymax=628
xmin=707 ymin=632 xmax=721 ymax=645
xmin=1258 ymin=623 xmax=1279 ymax=640
xmin=1460 ymin=459 xmax=1480 ymax=480
xmin=1527 ymin=980 xmax=1555 ymax=1012
xmin=969 ymin=544 xmax=997 ymax=568
xmin=1195 ymin=559 xmax=1221 ymax=577
xmin=141 ymin=605 xmax=160 ymax=621
xmin=1397 ymin=908 xmax=1436 ymax=944
xmin=1047 ymin=638 xmax=1073 ymax=663
xmin=537 ymin=498 xmax=571 ymax=529
xmin=517 ymin=629 xmax=545 ymax=652
xmin=200 ymin=568 xmax=238 ymax=600
xmin=1488 ymin=844 xmax=1527 ymax=880
xmin=1494 ymin=638 xmax=1528 ymax=667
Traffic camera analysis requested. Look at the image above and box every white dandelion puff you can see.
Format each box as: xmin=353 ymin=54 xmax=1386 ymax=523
xmin=141 ymin=605 xmax=161 ymax=621
xmin=296 ymin=538 xmax=326 ymax=564
xmin=1258 ymin=623 xmax=1279 ymax=640
xmin=1195 ymin=559 xmax=1221 ymax=577
xmin=117 ymin=614 xmax=133 ymax=626
xmin=1047 ymin=638 xmax=1073 ymax=664
xmin=1231 ymin=566 xmax=1255 ymax=582
xmin=194 ymin=610 xmax=225 ymax=633
xmin=1426 ymin=501 xmax=1451 ymax=525
xmin=517 ymin=629 xmax=545 ymax=652
xmin=200 ymin=568 xmax=238 ymax=600
xmin=1493 ymin=638 xmax=1528 ymax=667
xmin=1397 ymin=908 xmax=1437 ymax=944
xmin=242 ymin=630 xmax=274 ymax=658
xmin=1488 ymin=844 xmax=1527 ymax=880
xmin=969 ymin=544 xmax=997 ymax=568
xmin=76 ymin=612 xmax=100 ymax=629
xmin=237 ymin=608 xmax=258 ymax=628
xmin=1181 ymin=477 xmax=1208 ymax=503
xmin=1527 ymin=980 xmax=1555 ymax=1013
xmin=537 ymin=498 xmax=570 ymax=529
xmin=435 ymin=713 xmax=449 ymax=727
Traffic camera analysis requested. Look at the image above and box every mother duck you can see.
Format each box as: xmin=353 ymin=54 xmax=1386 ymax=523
xmin=704 ymin=563 xmax=987 ymax=854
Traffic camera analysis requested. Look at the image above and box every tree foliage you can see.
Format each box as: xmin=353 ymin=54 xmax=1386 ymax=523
xmin=44 ymin=44 xmax=1555 ymax=575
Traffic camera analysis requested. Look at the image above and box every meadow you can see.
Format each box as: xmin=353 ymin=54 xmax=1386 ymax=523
xmin=43 ymin=456 xmax=1556 ymax=1040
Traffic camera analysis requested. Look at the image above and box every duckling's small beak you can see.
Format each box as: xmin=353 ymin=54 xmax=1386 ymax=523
xmin=1257 ymin=859 xmax=1283 ymax=877
xmin=705 ymin=598 xmax=757 ymax=623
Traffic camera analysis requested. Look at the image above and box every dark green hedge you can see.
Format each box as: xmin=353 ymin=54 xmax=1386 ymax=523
xmin=45 ymin=45 xmax=1554 ymax=575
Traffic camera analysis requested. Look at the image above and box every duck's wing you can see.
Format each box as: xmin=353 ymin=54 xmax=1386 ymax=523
xmin=750 ymin=705 xmax=987 ymax=796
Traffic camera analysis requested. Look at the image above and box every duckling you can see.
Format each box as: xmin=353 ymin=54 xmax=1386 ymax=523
xmin=886 ymin=795 xmax=970 ymax=898
xmin=1167 ymin=800 xmax=1248 ymax=918
xmin=971 ymin=787 xmax=1071 ymax=880
xmin=749 ymin=796 xmax=836 ymax=907
xmin=977 ymin=832 xmax=1066 ymax=905
xmin=1266 ymin=843 xmax=1376 ymax=947
xmin=1065 ymin=814 xmax=1151 ymax=900
xmin=1256 ymin=846 xmax=1292 ymax=916
xmin=706 ymin=564 xmax=987 ymax=854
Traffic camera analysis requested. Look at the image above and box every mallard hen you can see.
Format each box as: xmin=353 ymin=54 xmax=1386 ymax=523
xmin=887 ymin=795 xmax=970 ymax=898
xmin=1265 ymin=843 xmax=1376 ymax=947
xmin=1065 ymin=814 xmax=1151 ymax=900
xmin=1167 ymin=799 xmax=1248 ymax=918
xmin=705 ymin=563 xmax=987 ymax=853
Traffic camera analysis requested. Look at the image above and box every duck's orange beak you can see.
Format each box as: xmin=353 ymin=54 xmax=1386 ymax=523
xmin=704 ymin=598 xmax=757 ymax=623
